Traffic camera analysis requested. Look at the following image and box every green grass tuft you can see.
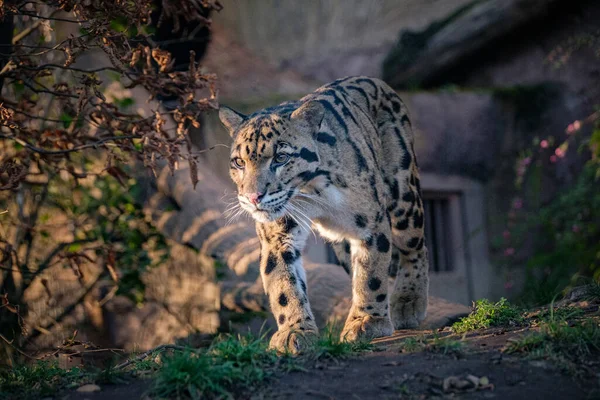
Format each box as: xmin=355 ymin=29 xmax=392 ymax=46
xmin=307 ymin=324 xmax=373 ymax=360
xmin=505 ymin=317 xmax=600 ymax=362
xmin=584 ymin=281 xmax=600 ymax=302
xmin=428 ymin=335 xmax=465 ymax=355
xmin=399 ymin=334 xmax=464 ymax=355
xmin=399 ymin=336 xmax=427 ymax=353
xmin=452 ymin=298 xmax=524 ymax=334
xmin=0 ymin=362 xmax=84 ymax=400
xmin=149 ymin=332 xmax=280 ymax=399
xmin=532 ymin=306 xmax=584 ymax=323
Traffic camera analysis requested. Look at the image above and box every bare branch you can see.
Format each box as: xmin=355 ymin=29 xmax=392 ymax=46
xmin=0 ymin=134 xmax=139 ymax=155
xmin=115 ymin=344 xmax=193 ymax=370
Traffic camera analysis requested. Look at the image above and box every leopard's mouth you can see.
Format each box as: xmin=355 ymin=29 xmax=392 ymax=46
xmin=246 ymin=201 xmax=289 ymax=223
xmin=238 ymin=189 xmax=294 ymax=223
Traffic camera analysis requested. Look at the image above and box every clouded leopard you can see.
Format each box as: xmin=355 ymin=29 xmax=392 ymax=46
xmin=219 ymin=76 xmax=429 ymax=353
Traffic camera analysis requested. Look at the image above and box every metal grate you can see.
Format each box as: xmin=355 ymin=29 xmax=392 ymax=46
xmin=423 ymin=195 xmax=454 ymax=272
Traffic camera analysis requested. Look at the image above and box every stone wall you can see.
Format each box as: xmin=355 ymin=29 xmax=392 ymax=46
xmin=215 ymin=0 xmax=475 ymax=83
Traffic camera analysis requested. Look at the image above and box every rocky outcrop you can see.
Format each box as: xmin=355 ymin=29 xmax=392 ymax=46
xmin=213 ymin=0 xmax=476 ymax=83
xmin=382 ymin=0 xmax=565 ymax=88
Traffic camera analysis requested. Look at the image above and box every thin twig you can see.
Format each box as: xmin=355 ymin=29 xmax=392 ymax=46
xmin=12 ymin=10 xmax=61 ymax=44
xmin=16 ymin=63 xmax=123 ymax=74
xmin=15 ymin=12 xmax=86 ymax=23
xmin=32 ymin=239 xmax=95 ymax=279
xmin=0 ymin=333 xmax=37 ymax=360
xmin=115 ymin=344 xmax=191 ymax=370
xmin=0 ymin=134 xmax=139 ymax=155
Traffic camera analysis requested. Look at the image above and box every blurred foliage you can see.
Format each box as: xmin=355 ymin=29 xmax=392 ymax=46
xmin=504 ymin=111 xmax=600 ymax=306
xmin=0 ymin=0 xmax=221 ymax=364
xmin=55 ymin=170 xmax=169 ymax=304
xmin=521 ymin=163 xmax=600 ymax=305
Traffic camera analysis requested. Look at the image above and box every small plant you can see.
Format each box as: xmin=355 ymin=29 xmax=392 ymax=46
xmin=307 ymin=324 xmax=373 ymax=360
xmin=585 ymin=281 xmax=600 ymax=302
xmin=507 ymin=317 xmax=600 ymax=357
xmin=0 ymin=361 xmax=84 ymax=400
xmin=428 ymin=335 xmax=464 ymax=356
xmin=398 ymin=334 xmax=463 ymax=355
xmin=399 ymin=336 xmax=427 ymax=353
xmin=452 ymin=298 xmax=524 ymax=334
xmin=505 ymin=316 xmax=600 ymax=374
xmin=149 ymin=333 xmax=280 ymax=399
xmin=531 ymin=306 xmax=584 ymax=324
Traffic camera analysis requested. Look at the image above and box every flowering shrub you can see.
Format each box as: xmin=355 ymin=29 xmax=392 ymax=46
xmin=502 ymin=110 xmax=600 ymax=305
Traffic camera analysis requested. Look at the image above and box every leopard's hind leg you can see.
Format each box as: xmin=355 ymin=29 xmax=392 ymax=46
xmin=375 ymin=85 xmax=429 ymax=330
xmin=387 ymin=170 xmax=429 ymax=329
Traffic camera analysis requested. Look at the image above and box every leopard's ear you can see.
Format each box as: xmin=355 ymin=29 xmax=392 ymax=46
xmin=219 ymin=106 xmax=246 ymax=137
xmin=290 ymin=101 xmax=325 ymax=134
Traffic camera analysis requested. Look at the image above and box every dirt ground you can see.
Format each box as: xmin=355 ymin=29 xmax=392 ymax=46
xmin=63 ymin=323 xmax=600 ymax=400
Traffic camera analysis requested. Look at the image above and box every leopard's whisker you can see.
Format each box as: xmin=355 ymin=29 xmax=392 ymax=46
xmin=286 ymin=202 xmax=316 ymax=239
xmin=224 ymin=204 xmax=247 ymax=225
xmin=283 ymin=204 xmax=308 ymax=232
xmin=296 ymin=193 xmax=336 ymax=212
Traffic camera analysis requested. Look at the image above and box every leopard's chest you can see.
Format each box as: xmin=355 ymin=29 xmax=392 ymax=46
xmin=309 ymin=186 xmax=362 ymax=242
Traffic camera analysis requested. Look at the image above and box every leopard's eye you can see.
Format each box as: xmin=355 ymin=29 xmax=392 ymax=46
xmin=273 ymin=153 xmax=290 ymax=165
xmin=231 ymin=158 xmax=245 ymax=169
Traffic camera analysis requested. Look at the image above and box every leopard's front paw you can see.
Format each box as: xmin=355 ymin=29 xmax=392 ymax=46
xmin=269 ymin=328 xmax=318 ymax=355
xmin=340 ymin=314 xmax=393 ymax=343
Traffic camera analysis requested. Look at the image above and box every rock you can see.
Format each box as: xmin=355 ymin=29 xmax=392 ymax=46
xmin=213 ymin=0 xmax=476 ymax=83
xmin=382 ymin=0 xmax=563 ymax=88
xmin=76 ymin=384 xmax=101 ymax=393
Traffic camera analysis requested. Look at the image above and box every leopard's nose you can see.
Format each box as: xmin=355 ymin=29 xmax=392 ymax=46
xmin=245 ymin=192 xmax=264 ymax=205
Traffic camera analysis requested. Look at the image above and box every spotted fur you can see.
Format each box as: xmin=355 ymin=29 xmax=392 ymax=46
xmin=220 ymin=76 xmax=429 ymax=353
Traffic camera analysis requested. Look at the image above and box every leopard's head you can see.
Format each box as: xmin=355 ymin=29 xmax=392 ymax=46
xmin=219 ymin=102 xmax=325 ymax=223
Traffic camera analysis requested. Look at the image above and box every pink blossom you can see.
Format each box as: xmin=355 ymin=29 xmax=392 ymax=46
xmin=540 ymin=140 xmax=549 ymax=148
xmin=572 ymin=225 xmax=580 ymax=233
xmin=512 ymin=198 xmax=523 ymax=209
xmin=566 ymin=120 xmax=581 ymax=134
xmin=504 ymin=281 xmax=514 ymax=290
xmin=521 ymin=157 xmax=532 ymax=166
xmin=504 ymin=247 xmax=515 ymax=256
xmin=550 ymin=155 xmax=558 ymax=163
xmin=555 ymin=147 xmax=566 ymax=158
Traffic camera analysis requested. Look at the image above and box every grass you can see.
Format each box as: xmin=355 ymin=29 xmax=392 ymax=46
xmin=452 ymin=298 xmax=524 ymax=334
xmin=399 ymin=336 xmax=427 ymax=353
xmin=0 ymin=359 xmax=137 ymax=400
xmin=0 ymin=362 xmax=85 ymax=400
xmin=530 ymin=305 xmax=584 ymax=323
xmin=149 ymin=325 xmax=374 ymax=399
xmin=306 ymin=324 xmax=373 ymax=360
xmin=148 ymin=332 xmax=279 ymax=399
xmin=584 ymin=281 xmax=600 ymax=302
xmin=399 ymin=334 xmax=464 ymax=356
xmin=505 ymin=317 xmax=600 ymax=361
xmin=0 ymin=326 xmax=375 ymax=400
xmin=505 ymin=300 xmax=600 ymax=375
xmin=429 ymin=335 xmax=465 ymax=356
